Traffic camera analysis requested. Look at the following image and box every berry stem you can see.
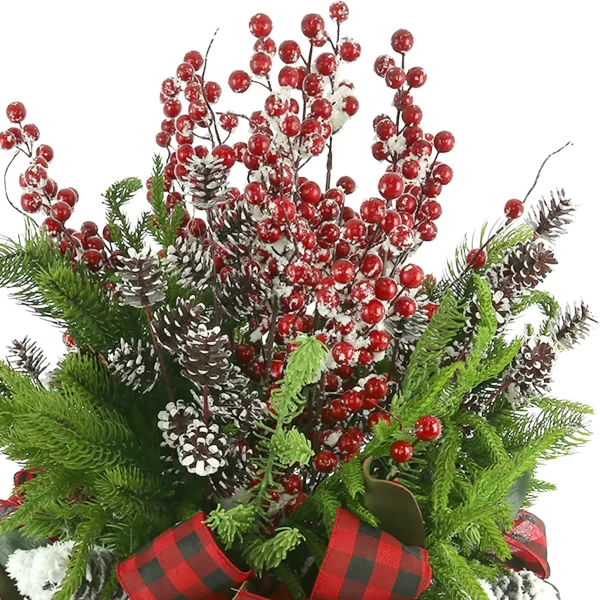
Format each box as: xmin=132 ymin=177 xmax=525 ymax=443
xmin=325 ymin=138 xmax=334 ymax=190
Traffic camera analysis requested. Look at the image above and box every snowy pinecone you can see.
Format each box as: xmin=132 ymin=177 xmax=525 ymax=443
xmin=211 ymin=199 xmax=255 ymax=248
xmin=7 ymin=336 xmax=48 ymax=378
xmin=177 ymin=421 xmax=227 ymax=476
xmin=157 ymin=400 xmax=201 ymax=448
xmin=182 ymin=155 xmax=230 ymax=210
xmin=153 ymin=297 xmax=210 ymax=354
xmin=72 ymin=547 xmax=121 ymax=600
xmin=180 ymin=326 xmax=232 ymax=390
xmin=217 ymin=267 xmax=268 ymax=320
xmin=164 ymin=238 xmax=213 ymax=290
xmin=506 ymin=336 xmax=556 ymax=406
xmin=210 ymin=439 xmax=254 ymax=497
xmin=501 ymin=241 xmax=557 ymax=291
xmin=550 ymin=301 xmax=595 ymax=350
xmin=115 ymin=248 xmax=167 ymax=308
xmin=488 ymin=569 xmax=560 ymax=600
xmin=108 ymin=338 xmax=160 ymax=392
xmin=527 ymin=188 xmax=575 ymax=244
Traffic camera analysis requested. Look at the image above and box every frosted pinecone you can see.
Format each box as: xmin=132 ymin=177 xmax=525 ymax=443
xmin=72 ymin=547 xmax=122 ymax=600
xmin=506 ymin=336 xmax=556 ymax=406
xmin=8 ymin=336 xmax=48 ymax=378
xmin=180 ymin=326 xmax=232 ymax=390
xmin=157 ymin=400 xmax=201 ymax=448
xmin=211 ymin=199 xmax=255 ymax=248
xmin=550 ymin=302 xmax=595 ymax=350
xmin=164 ymin=238 xmax=213 ymax=290
xmin=218 ymin=267 xmax=268 ymax=320
xmin=115 ymin=248 xmax=167 ymax=308
xmin=527 ymin=189 xmax=574 ymax=244
xmin=210 ymin=439 xmax=254 ymax=497
xmin=108 ymin=338 xmax=160 ymax=392
xmin=490 ymin=569 xmax=560 ymax=600
xmin=182 ymin=155 xmax=230 ymax=210
xmin=502 ymin=241 xmax=557 ymax=291
xmin=153 ymin=297 xmax=210 ymax=354
xmin=177 ymin=421 xmax=227 ymax=476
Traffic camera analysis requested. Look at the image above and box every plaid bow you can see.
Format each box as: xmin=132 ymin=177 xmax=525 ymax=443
xmin=117 ymin=512 xmax=251 ymax=600
xmin=504 ymin=511 xmax=550 ymax=578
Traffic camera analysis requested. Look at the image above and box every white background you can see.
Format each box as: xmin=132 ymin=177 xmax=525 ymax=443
xmin=0 ymin=0 xmax=598 ymax=596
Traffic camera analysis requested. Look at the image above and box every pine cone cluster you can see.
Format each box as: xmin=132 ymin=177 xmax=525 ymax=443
xmin=164 ymin=237 xmax=213 ymax=290
xmin=107 ymin=338 xmax=160 ymax=392
xmin=183 ymin=155 xmax=230 ymax=210
xmin=115 ymin=249 xmax=167 ymax=308
xmin=153 ymin=296 xmax=210 ymax=354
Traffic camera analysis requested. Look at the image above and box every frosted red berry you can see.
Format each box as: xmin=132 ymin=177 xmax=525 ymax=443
xmin=279 ymin=40 xmax=302 ymax=64
xmin=329 ymin=1 xmax=349 ymax=22
xmin=249 ymin=13 xmax=273 ymax=38
xmin=6 ymin=102 xmax=26 ymax=123
xmin=301 ymin=14 xmax=325 ymax=38
xmin=505 ymin=199 xmax=524 ymax=219
xmin=385 ymin=67 xmax=406 ymax=89
xmin=314 ymin=450 xmax=338 ymax=472
xmin=434 ymin=131 xmax=455 ymax=153
xmin=339 ymin=39 xmax=361 ymax=62
xmin=374 ymin=55 xmax=395 ymax=77
xmin=399 ymin=264 xmax=424 ymax=289
xmin=315 ymin=53 xmax=338 ymax=76
xmin=184 ymin=50 xmax=203 ymax=70
xmin=391 ymin=29 xmax=414 ymax=54
xmin=228 ymin=70 xmax=251 ymax=93
xmin=466 ymin=248 xmax=488 ymax=269
xmin=0 ymin=131 xmax=16 ymax=150
xmin=378 ymin=172 xmax=404 ymax=200
xmin=406 ymin=66 xmax=427 ymax=88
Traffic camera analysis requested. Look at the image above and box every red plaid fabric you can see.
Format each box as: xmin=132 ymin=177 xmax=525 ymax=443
xmin=0 ymin=468 xmax=42 ymax=520
xmin=235 ymin=592 xmax=268 ymax=600
xmin=117 ymin=512 xmax=251 ymax=600
xmin=504 ymin=511 xmax=550 ymax=578
xmin=311 ymin=508 xmax=431 ymax=600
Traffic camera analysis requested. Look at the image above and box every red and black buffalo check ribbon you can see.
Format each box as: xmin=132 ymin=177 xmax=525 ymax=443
xmin=309 ymin=508 xmax=431 ymax=600
xmin=503 ymin=511 xmax=550 ymax=578
xmin=117 ymin=512 xmax=252 ymax=600
xmin=118 ymin=507 xmax=431 ymax=600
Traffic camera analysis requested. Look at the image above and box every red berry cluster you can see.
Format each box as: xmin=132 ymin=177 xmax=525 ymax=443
xmin=0 ymin=102 xmax=120 ymax=273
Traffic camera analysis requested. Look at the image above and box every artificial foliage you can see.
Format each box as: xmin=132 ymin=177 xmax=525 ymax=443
xmin=0 ymin=3 xmax=594 ymax=600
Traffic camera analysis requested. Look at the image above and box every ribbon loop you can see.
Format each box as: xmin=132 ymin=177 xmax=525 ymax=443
xmin=117 ymin=512 xmax=251 ymax=600
xmin=503 ymin=511 xmax=550 ymax=578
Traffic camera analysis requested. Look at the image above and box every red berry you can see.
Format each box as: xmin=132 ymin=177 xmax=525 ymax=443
xmin=6 ymin=102 xmax=26 ymax=123
xmin=360 ymin=254 xmax=383 ymax=279
xmin=315 ymin=53 xmax=338 ymax=76
xmin=81 ymin=221 xmax=98 ymax=237
xmin=399 ymin=264 xmax=424 ymax=289
xmin=505 ymin=199 xmax=524 ymax=219
xmin=50 ymin=201 xmax=71 ymax=223
xmin=394 ymin=296 xmax=417 ymax=318
xmin=332 ymin=259 xmax=356 ymax=284
xmin=391 ymin=29 xmax=414 ymax=54
xmin=204 ymin=82 xmax=222 ymax=103
xmin=83 ymin=249 xmax=103 ymax=271
xmin=156 ymin=132 xmax=171 ymax=148
xmin=20 ymin=192 xmax=43 ymax=213
xmin=248 ymin=134 xmax=271 ymax=156
xmin=279 ymin=66 xmax=301 ymax=89
xmin=432 ymin=163 xmax=453 ymax=185
xmin=301 ymin=13 xmax=325 ymax=38
xmin=414 ymin=415 xmax=442 ymax=441
xmin=249 ymin=13 xmax=273 ymax=38
xmin=57 ymin=188 xmax=78 ymax=207
xmin=303 ymin=73 xmax=325 ymax=97
xmin=339 ymin=38 xmax=361 ymax=62
xmin=351 ymin=280 xmax=375 ymax=304
xmin=419 ymin=200 xmax=442 ymax=220
xmin=368 ymin=330 xmax=391 ymax=352
xmin=434 ymin=131 xmax=455 ymax=153
xmin=466 ymin=248 xmax=488 ymax=269
xmin=374 ymin=277 xmax=398 ymax=301
xmin=250 ymin=52 xmax=272 ymax=76
xmin=378 ymin=172 xmax=404 ymax=200
xmin=342 ymin=96 xmax=359 ymax=116
xmin=23 ymin=124 xmax=40 ymax=141
xmin=423 ymin=302 xmax=439 ymax=320
xmin=418 ymin=220 xmax=437 ymax=241
xmin=184 ymin=50 xmax=203 ymax=70
xmin=338 ymin=432 xmax=361 ymax=454
xmin=361 ymin=299 xmax=385 ymax=324
xmin=279 ymin=40 xmax=302 ymax=64
xmin=406 ymin=67 xmax=427 ymax=88
xmin=385 ymin=67 xmax=406 ymax=89
xmin=0 ymin=131 xmax=16 ymax=150
xmin=342 ymin=391 xmax=364 ymax=412
xmin=283 ymin=474 xmax=302 ymax=494
xmin=344 ymin=218 xmax=368 ymax=243
xmin=163 ymin=99 xmax=182 ymax=118
xmin=401 ymin=104 xmax=422 ymax=125
xmin=235 ymin=344 xmax=255 ymax=363
xmin=401 ymin=160 xmax=420 ymax=180
xmin=212 ymin=145 xmax=236 ymax=169
xmin=360 ymin=198 xmax=386 ymax=224
xmin=314 ymin=450 xmax=338 ymax=472
xmin=337 ymin=176 xmax=356 ymax=194
xmin=374 ymin=54 xmax=395 ymax=77
xmin=376 ymin=119 xmax=397 ymax=140
xmin=228 ymin=70 xmax=251 ymax=93
xmin=365 ymin=376 xmax=388 ymax=399
xmin=176 ymin=62 xmax=195 ymax=81
xmin=329 ymin=2 xmax=349 ymax=22
xmin=390 ymin=440 xmax=413 ymax=463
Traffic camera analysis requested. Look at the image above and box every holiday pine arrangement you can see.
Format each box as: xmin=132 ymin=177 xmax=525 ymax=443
xmin=0 ymin=3 xmax=594 ymax=600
